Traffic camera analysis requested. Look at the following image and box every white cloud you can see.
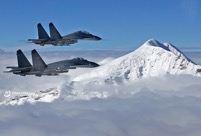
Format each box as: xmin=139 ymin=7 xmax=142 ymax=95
xmin=1 ymin=94 xmax=201 ymax=136
xmin=1 ymin=50 xmax=201 ymax=136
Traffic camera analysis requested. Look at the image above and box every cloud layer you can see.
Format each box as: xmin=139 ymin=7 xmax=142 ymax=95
xmin=1 ymin=50 xmax=201 ymax=136
xmin=1 ymin=93 xmax=201 ymax=136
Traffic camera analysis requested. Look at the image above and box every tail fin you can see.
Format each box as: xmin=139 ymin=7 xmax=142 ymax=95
xmin=31 ymin=49 xmax=47 ymax=68
xmin=49 ymin=22 xmax=62 ymax=40
xmin=17 ymin=50 xmax=32 ymax=68
xmin=37 ymin=23 xmax=50 ymax=40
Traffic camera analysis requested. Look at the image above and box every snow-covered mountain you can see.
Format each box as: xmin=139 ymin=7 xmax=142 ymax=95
xmin=0 ymin=88 xmax=59 ymax=105
xmin=74 ymin=39 xmax=201 ymax=84
xmin=2 ymin=39 xmax=201 ymax=105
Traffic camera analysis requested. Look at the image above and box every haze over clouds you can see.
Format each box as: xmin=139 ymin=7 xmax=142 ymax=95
xmin=1 ymin=90 xmax=201 ymax=136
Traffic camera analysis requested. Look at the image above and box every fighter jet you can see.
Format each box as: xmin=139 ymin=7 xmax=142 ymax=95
xmin=28 ymin=22 xmax=102 ymax=46
xmin=5 ymin=49 xmax=99 ymax=77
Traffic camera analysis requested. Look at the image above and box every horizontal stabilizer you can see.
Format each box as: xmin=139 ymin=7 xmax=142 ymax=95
xmin=9 ymin=67 xmax=32 ymax=72
xmin=6 ymin=66 xmax=18 ymax=69
xmin=3 ymin=71 xmax=11 ymax=73
xmin=28 ymin=39 xmax=47 ymax=42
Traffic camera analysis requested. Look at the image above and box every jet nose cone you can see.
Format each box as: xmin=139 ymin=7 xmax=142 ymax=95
xmin=90 ymin=62 xmax=99 ymax=67
xmin=95 ymin=36 xmax=102 ymax=40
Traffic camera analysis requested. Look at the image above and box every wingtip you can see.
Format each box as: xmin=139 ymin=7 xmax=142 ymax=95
xmin=3 ymin=71 xmax=10 ymax=73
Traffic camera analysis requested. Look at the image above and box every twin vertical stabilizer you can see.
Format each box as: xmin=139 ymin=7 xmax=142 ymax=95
xmin=15 ymin=49 xmax=47 ymax=68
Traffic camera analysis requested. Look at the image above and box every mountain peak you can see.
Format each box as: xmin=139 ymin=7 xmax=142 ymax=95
xmin=142 ymin=39 xmax=193 ymax=63
xmin=74 ymin=39 xmax=201 ymax=83
xmin=143 ymin=39 xmax=171 ymax=52
xmin=144 ymin=39 xmax=162 ymax=46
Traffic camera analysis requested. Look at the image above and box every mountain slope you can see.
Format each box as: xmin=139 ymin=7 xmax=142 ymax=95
xmin=2 ymin=39 xmax=201 ymax=105
xmin=0 ymin=88 xmax=59 ymax=105
xmin=74 ymin=39 xmax=201 ymax=84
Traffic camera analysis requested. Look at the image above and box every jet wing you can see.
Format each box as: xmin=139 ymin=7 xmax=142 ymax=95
xmin=35 ymin=70 xmax=44 ymax=77
xmin=8 ymin=67 xmax=32 ymax=72
xmin=28 ymin=39 xmax=48 ymax=42
xmin=6 ymin=66 xmax=18 ymax=69
xmin=52 ymin=39 xmax=78 ymax=46
xmin=48 ymin=65 xmax=76 ymax=70
xmin=62 ymin=65 xmax=76 ymax=69
xmin=65 ymin=39 xmax=78 ymax=45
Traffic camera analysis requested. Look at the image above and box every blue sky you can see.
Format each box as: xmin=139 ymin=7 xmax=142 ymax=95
xmin=0 ymin=0 xmax=201 ymax=51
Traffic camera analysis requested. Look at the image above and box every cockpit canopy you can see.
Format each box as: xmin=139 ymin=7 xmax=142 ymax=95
xmin=79 ymin=31 xmax=91 ymax=35
xmin=73 ymin=57 xmax=87 ymax=61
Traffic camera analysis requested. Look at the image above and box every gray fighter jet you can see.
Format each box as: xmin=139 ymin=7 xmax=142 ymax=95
xmin=28 ymin=23 xmax=101 ymax=46
xmin=5 ymin=49 xmax=99 ymax=77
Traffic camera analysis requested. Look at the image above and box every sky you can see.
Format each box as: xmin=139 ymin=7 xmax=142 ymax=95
xmin=1 ymin=1 xmax=201 ymax=135
xmin=0 ymin=0 xmax=201 ymax=51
